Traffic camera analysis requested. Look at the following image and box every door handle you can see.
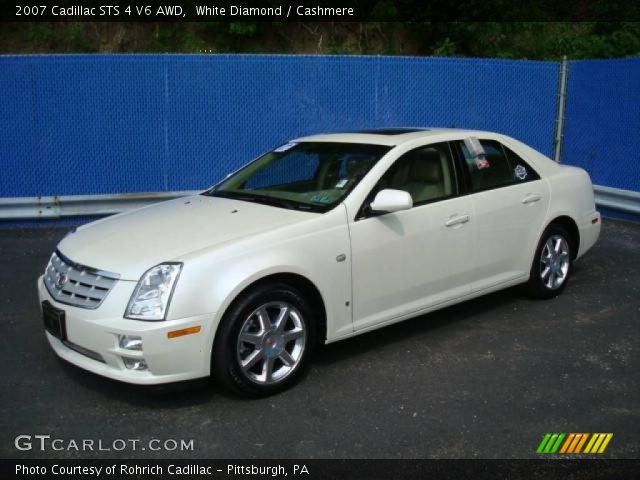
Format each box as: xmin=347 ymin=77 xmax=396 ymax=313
xmin=522 ymin=194 xmax=541 ymax=204
xmin=445 ymin=214 xmax=470 ymax=227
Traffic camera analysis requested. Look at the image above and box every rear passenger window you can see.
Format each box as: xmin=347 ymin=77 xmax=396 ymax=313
xmin=504 ymin=146 xmax=541 ymax=183
xmin=457 ymin=140 xmax=513 ymax=192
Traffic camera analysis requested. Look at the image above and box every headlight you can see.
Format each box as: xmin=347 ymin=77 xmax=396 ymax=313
xmin=125 ymin=263 xmax=182 ymax=321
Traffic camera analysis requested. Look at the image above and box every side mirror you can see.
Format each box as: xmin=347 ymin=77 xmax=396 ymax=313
xmin=369 ymin=189 xmax=413 ymax=214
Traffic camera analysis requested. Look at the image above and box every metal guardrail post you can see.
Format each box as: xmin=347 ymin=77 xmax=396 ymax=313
xmin=553 ymin=55 xmax=569 ymax=163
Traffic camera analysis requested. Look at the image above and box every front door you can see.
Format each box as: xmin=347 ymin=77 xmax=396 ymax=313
xmin=349 ymin=142 xmax=476 ymax=331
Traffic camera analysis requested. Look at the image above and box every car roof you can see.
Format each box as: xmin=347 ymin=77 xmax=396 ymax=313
xmin=291 ymin=128 xmax=559 ymax=177
xmin=292 ymin=128 xmax=495 ymax=146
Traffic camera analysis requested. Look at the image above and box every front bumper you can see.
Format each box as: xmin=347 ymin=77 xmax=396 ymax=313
xmin=38 ymin=276 xmax=215 ymax=385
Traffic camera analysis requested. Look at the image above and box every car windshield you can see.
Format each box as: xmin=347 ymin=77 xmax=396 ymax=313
xmin=204 ymin=142 xmax=391 ymax=212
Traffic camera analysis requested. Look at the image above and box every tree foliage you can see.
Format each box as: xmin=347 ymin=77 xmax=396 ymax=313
xmin=1 ymin=22 xmax=639 ymax=60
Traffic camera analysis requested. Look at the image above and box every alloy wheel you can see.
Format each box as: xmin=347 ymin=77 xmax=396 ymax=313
xmin=236 ymin=302 xmax=306 ymax=385
xmin=540 ymin=234 xmax=570 ymax=290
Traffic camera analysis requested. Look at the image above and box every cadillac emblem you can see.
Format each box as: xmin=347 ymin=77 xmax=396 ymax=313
xmin=54 ymin=272 xmax=68 ymax=290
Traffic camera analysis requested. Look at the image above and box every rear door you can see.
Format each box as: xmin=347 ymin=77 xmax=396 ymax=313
xmin=452 ymin=139 xmax=549 ymax=291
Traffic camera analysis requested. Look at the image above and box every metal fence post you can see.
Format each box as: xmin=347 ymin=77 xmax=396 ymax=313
xmin=553 ymin=55 xmax=569 ymax=163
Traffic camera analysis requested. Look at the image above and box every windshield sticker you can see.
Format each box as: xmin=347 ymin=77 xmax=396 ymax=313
xmin=476 ymin=157 xmax=490 ymax=169
xmin=515 ymin=164 xmax=528 ymax=180
xmin=310 ymin=194 xmax=332 ymax=204
xmin=274 ymin=142 xmax=297 ymax=153
xmin=335 ymin=179 xmax=348 ymax=188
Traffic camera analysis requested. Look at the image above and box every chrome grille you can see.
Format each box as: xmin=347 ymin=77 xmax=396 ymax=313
xmin=44 ymin=250 xmax=119 ymax=309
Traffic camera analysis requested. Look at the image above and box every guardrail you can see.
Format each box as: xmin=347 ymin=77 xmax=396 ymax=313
xmin=0 ymin=191 xmax=199 ymax=220
xmin=593 ymin=185 xmax=640 ymax=215
xmin=0 ymin=185 xmax=638 ymax=220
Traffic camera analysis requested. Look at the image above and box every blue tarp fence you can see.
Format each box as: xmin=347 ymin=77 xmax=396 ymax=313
xmin=0 ymin=54 xmax=638 ymax=197
xmin=563 ymin=58 xmax=640 ymax=192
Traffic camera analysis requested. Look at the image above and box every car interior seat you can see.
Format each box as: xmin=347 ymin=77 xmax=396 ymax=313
xmin=404 ymin=148 xmax=451 ymax=203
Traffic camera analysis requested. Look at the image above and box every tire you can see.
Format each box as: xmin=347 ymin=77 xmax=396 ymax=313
xmin=524 ymin=224 xmax=573 ymax=299
xmin=212 ymin=282 xmax=316 ymax=397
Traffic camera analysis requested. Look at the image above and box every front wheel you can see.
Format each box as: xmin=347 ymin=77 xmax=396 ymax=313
xmin=212 ymin=283 xmax=316 ymax=397
xmin=525 ymin=224 xmax=573 ymax=299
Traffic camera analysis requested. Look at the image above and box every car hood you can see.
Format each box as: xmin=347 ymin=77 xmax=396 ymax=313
xmin=58 ymin=195 xmax=314 ymax=280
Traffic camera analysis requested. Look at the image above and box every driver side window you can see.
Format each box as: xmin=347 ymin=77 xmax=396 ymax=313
xmin=375 ymin=142 xmax=457 ymax=205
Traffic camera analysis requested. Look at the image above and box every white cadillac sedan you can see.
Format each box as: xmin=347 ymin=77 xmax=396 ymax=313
xmin=38 ymin=128 xmax=601 ymax=396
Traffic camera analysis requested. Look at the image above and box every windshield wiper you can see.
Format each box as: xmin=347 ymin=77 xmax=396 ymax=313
xmin=206 ymin=190 xmax=313 ymax=211
xmin=242 ymin=195 xmax=296 ymax=209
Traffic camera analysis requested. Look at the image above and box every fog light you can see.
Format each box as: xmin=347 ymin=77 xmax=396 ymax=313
xmin=119 ymin=335 xmax=142 ymax=351
xmin=122 ymin=357 xmax=148 ymax=371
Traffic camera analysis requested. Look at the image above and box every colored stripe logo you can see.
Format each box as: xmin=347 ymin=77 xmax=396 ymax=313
xmin=537 ymin=433 xmax=613 ymax=454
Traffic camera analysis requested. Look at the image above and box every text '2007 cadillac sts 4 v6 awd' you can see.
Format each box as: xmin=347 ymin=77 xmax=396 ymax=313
xmin=38 ymin=128 xmax=600 ymax=396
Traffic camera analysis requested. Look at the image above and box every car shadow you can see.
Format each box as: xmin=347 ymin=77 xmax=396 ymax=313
xmin=314 ymin=285 xmax=525 ymax=366
xmin=55 ymin=284 xmax=530 ymax=406
xmin=55 ymin=357 xmax=236 ymax=407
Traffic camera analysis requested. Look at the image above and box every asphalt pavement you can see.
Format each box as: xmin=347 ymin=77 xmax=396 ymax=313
xmin=0 ymin=219 xmax=638 ymax=459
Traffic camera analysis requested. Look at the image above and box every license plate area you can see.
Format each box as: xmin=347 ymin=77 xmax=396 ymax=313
xmin=42 ymin=301 xmax=67 ymax=341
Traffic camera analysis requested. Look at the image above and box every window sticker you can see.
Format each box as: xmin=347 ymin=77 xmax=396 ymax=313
xmin=475 ymin=157 xmax=491 ymax=169
xmin=514 ymin=164 xmax=528 ymax=180
xmin=310 ymin=194 xmax=332 ymax=204
xmin=335 ymin=179 xmax=348 ymax=188
xmin=274 ymin=142 xmax=297 ymax=153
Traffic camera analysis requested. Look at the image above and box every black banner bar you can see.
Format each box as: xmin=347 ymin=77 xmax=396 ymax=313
xmin=3 ymin=459 xmax=640 ymax=480
xmin=1 ymin=0 xmax=640 ymax=22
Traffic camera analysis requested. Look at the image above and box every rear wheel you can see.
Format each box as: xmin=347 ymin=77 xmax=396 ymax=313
xmin=525 ymin=224 xmax=573 ymax=299
xmin=212 ymin=283 xmax=315 ymax=397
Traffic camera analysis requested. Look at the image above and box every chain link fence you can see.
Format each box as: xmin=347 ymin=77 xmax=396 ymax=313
xmin=563 ymin=58 xmax=640 ymax=192
xmin=0 ymin=54 xmax=638 ymax=219
xmin=0 ymin=54 xmax=559 ymax=198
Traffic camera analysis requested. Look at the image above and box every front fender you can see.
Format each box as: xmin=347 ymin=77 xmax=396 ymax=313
xmin=167 ymin=205 xmax=353 ymax=343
